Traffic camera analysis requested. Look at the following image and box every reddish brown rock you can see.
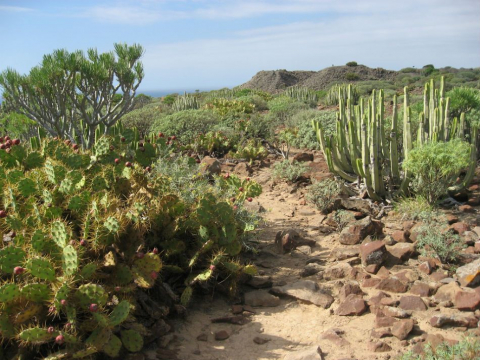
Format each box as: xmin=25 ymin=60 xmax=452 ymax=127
xmin=383 ymin=306 xmax=411 ymax=318
xmin=377 ymin=266 xmax=390 ymax=279
xmin=201 ymin=157 xmax=222 ymax=176
xmin=368 ymin=341 xmax=392 ymax=352
xmin=418 ymin=261 xmax=434 ymax=275
xmin=433 ymin=282 xmax=462 ymax=303
xmin=387 ymin=243 xmax=416 ymax=262
xmin=380 ymin=297 xmax=398 ymax=307
xmin=467 ymin=197 xmax=480 ymax=206
xmin=391 ymin=230 xmax=410 ymax=243
xmin=233 ymin=162 xmax=252 ymax=176
xmin=368 ymin=292 xmax=390 ymax=306
xmin=454 ymin=289 xmax=480 ymax=311
xmin=253 ymin=336 xmax=270 ymax=345
xmin=339 ymin=216 xmax=384 ymax=245
xmin=323 ymin=262 xmax=355 ymax=280
xmin=399 ymin=296 xmax=427 ymax=311
xmin=362 ymin=277 xmax=382 ymax=288
xmin=430 ymin=314 xmax=478 ymax=328
xmin=430 ymin=271 xmax=449 ymax=282
xmin=395 ymin=269 xmax=419 ymax=284
xmin=375 ymin=315 xmax=398 ymax=328
xmin=360 ymin=241 xmax=387 ymax=268
xmin=448 ymin=222 xmax=471 ymax=236
xmin=371 ymin=328 xmax=392 ymax=338
xmin=339 ymin=282 xmax=364 ymax=302
xmin=293 ymin=152 xmax=314 ymax=163
xmin=320 ymin=328 xmax=350 ymax=347
xmin=336 ymin=294 xmax=367 ymax=316
xmin=365 ymin=264 xmax=380 ymax=274
xmin=456 ymin=258 xmax=480 ymax=287
xmin=446 ymin=214 xmax=459 ymax=225
xmin=391 ymin=319 xmax=414 ymax=340
xmin=275 ymin=229 xmax=316 ymax=253
xmin=376 ymin=277 xmax=408 ymax=293
xmin=215 ymin=330 xmax=230 ymax=340
xmin=330 ymin=247 xmax=360 ymax=261
xmin=469 ymin=184 xmax=480 ymax=191
xmin=459 ymin=205 xmax=475 ymax=213
xmin=410 ymin=282 xmax=432 ymax=297
xmin=402 ymin=221 xmax=416 ymax=231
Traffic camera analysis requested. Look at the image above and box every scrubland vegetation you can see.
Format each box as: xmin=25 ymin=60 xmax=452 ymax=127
xmin=0 ymin=47 xmax=479 ymax=359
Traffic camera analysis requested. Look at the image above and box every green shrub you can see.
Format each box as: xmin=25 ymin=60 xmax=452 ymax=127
xmin=204 ymin=98 xmax=255 ymax=117
xmin=399 ymin=67 xmax=417 ymax=73
xmin=230 ymin=139 xmax=268 ymax=163
xmin=0 ymin=111 xmax=38 ymax=141
xmin=120 ymin=103 xmax=169 ymax=137
xmin=151 ymin=109 xmax=221 ymax=144
xmin=447 ymin=87 xmax=480 ymax=118
xmin=245 ymin=113 xmax=275 ymax=140
xmin=402 ymin=139 xmax=472 ymax=204
xmin=306 ymin=178 xmax=340 ymax=213
xmin=288 ymin=109 xmax=336 ymax=150
xmin=345 ymin=72 xmax=360 ymax=81
xmin=272 ymin=159 xmax=308 ymax=182
xmin=236 ymin=94 xmax=268 ymax=111
xmin=267 ymin=96 xmax=308 ymax=125
xmin=416 ymin=223 xmax=464 ymax=264
xmin=346 ymin=61 xmax=358 ymax=67
xmin=422 ymin=64 xmax=436 ymax=76
xmin=284 ymin=86 xmax=318 ymax=107
xmin=394 ymin=196 xmax=438 ymax=222
xmin=398 ymin=336 xmax=480 ymax=360
xmin=162 ymin=94 xmax=177 ymax=105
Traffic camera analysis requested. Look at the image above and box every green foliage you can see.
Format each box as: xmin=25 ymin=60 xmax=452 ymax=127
xmin=173 ymin=93 xmax=200 ymax=111
xmin=325 ymin=84 xmax=360 ymax=106
xmin=416 ymin=223 xmax=464 ymax=264
xmin=398 ymin=336 xmax=480 ymax=360
xmin=447 ymin=87 xmax=480 ymax=118
xmin=345 ymin=72 xmax=360 ymax=81
xmin=394 ymin=196 xmax=438 ymax=222
xmin=284 ymin=86 xmax=318 ymax=107
xmin=190 ymin=131 xmax=235 ymax=157
xmin=306 ymin=178 xmax=340 ymax=213
xmin=399 ymin=67 xmax=418 ymax=73
xmin=0 ymin=111 xmax=37 ymax=141
xmin=346 ymin=61 xmax=358 ymax=67
xmin=272 ymin=159 xmax=308 ymax=182
xmin=230 ymin=139 xmax=268 ymax=163
xmin=422 ymin=64 xmax=436 ymax=76
xmin=0 ymin=43 xmax=144 ymax=148
xmin=402 ymin=140 xmax=471 ymax=204
xmin=267 ymin=96 xmax=308 ymax=124
xmin=204 ymin=98 xmax=255 ymax=117
xmin=120 ymin=103 xmax=168 ymax=137
xmin=151 ymin=109 xmax=221 ymax=144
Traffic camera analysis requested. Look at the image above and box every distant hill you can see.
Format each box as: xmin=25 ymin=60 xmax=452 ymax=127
xmin=238 ymin=64 xmax=480 ymax=93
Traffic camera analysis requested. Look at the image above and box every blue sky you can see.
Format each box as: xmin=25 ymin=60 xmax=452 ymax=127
xmin=1 ymin=0 xmax=479 ymax=93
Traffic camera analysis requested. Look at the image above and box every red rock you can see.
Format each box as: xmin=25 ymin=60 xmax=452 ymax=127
xmin=360 ymin=241 xmax=387 ymax=268
xmin=368 ymin=292 xmax=390 ymax=306
xmin=375 ymin=315 xmax=398 ymax=328
xmin=433 ymin=282 xmax=462 ymax=303
xmin=339 ymin=216 xmax=384 ymax=245
xmin=402 ymin=221 xmax=416 ymax=231
xmin=456 ymin=258 xmax=480 ymax=287
xmin=377 ymin=266 xmax=390 ymax=279
xmin=446 ymin=214 xmax=459 ymax=225
xmin=380 ymin=297 xmax=398 ymax=306
xmin=387 ymin=243 xmax=415 ymax=263
xmin=368 ymin=341 xmax=392 ymax=352
xmin=336 ymin=294 xmax=367 ymax=316
xmin=430 ymin=314 xmax=478 ymax=328
xmin=371 ymin=328 xmax=392 ymax=338
xmin=376 ymin=277 xmax=408 ymax=293
xmin=468 ymin=184 xmax=479 ymax=191
xmin=448 ymin=222 xmax=471 ymax=235
xmin=215 ymin=330 xmax=230 ymax=340
xmin=418 ymin=261 xmax=433 ymax=275
xmin=454 ymin=289 xmax=480 ymax=311
xmin=365 ymin=264 xmax=379 ymax=274
xmin=362 ymin=277 xmax=382 ymax=288
xmin=410 ymin=282 xmax=432 ymax=297
xmin=475 ymin=242 xmax=480 ymax=253
xmin=383 ymin=306 xmax=411 ymax=318
xmin=395 ymin=269 xmax=419 ymax=284
xmin=467 ymin=197 xmax=480 ymax=206
xmin=430 ymin=271 xmax=449 ymax=282
xmin=339 ymin=282 xmax=363 ymax=302
xmin=201 ymin=157 xmax=222 ymax=176
xmin=391 ymin=230 xmax=410 ymax=243
xmin=459 ymin=205 xmax=475 ymax=213
xmin=391 ymin=319 xmax=414 ymax=340
xmin=398 ymin=296 xmax=427 ymax=311
xmin=323 ymin=262 xmax=355 ymax=280
xmin=293 ymin=152 xmax=314 ymax=163
xmin=320 ymin=328 xmax=350 ymax=347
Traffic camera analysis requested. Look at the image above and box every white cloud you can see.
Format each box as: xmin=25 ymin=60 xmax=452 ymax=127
xmin=0 ymin=5 xmax=34 ymax=12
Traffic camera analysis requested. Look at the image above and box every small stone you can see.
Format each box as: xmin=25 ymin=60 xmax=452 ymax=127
xmin=247 ymin=276 xmax=273 ymax=289
xmin=301 ymin=263 xmax=324 ymax=277
xmin=433 ymin=282 xmax=462 ymax=303
xmin=459 ymin=205 xmax=475 ymax=213
xmin=446 ymin=214 xmax=459 ymax=225
xmin=363 ymin=277 xmax=382 ymax=288
xmin=430 ymin=314 xmax=478 ymax=328
xmin=391 ymin=230 xmax=410 ymax=243
xmin=419 ymin=261 xmax=433 ymax=275
xmin=382 ymin=306 xmax=411 ymax=318
xmin=410 ymin=282 xmax=432 ymax=297
xmin=376 ymin=277 xmax=408 ymax=293
xmin=456 ymin=258 xmax=480 ymax=287
xmin=387 ymin=243 xmax=416 ymax=263
xmin=231 ymin=305 xmax=243 ymax=314
xmin=391 ymin=319 xmax=414 ymax=340
xmin=368 ymin=292 xmax=390 ymax=306
xmin=320 ymin=328 xmax=350 ymax=347
xmin=377 ymin=266 xmax=390 ymax=279
xmin=368 ymin=341 xmax=392 ymax=352
xmin=244 ymin=290 xmax=280 ymax=307
xmin=375 ymin=315 xmax=398 ymax=328
xmin=253 ymin=336 xmax=270 ymax=345
xmin=430 ymin=271 xmax=449 ymax=282
xmin=270 ymin=280 xmax=334 ymax=308
xmin=197 ymin=333 xmax=208 ymax=341
xmin=215 ymin=330 xmax=230 ymax=341
xmin=339 ymin=282 xmax=364 ymax=302
xmin=339 ymin=216 xmax=384 ymax=245
xmin=293 ymin=152 xmax=314 ymax=163
xmin=201 ymin=157 xmax=221 ymax=176
xmin=359 ymin=241 xmax=387 ymax=267
xmin=467 ymin=197 xmax=480 ymax=206
xmin=399 ymin=296 xmax=427 ymax=311
xmin=371 ymin=328 xmax=392 ymax=338
xmin=448 ymin=222 xmax=471 ymax=236
xmin=454 ymin=289 xmax=480 ymax=311
xmin=330 ymin=247 xmax=360 ymax=261
xmin=336 ymin=294 xmax=368 ymax=316
xmin=323 ymin=262 xmax=355 ymax=280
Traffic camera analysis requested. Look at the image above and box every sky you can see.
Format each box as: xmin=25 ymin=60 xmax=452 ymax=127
xmin=1 ymin=0 xmax=479 ymax=93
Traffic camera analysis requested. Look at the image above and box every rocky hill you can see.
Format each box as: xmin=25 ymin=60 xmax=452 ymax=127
xmin=239 ymin=65 xmax=398 ymax=93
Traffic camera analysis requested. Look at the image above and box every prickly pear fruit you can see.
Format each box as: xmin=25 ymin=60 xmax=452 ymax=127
xmin=115 ymin=158 xmax=120 ymax=164
xmin=125 ymin=162 xmax=132 ymax=167
xmin=89 ymin=303 xmax=98 ymax=313
xmin=0 ymin=210 xmax=7 ymax=218
xmin=13 ymin=266 xmax=24 ymax=275
xmin=239 ymin=187 xmax=244 ymax=192
xmin=247 ymin=197 xmax=253 ymax=202
xmin=47 ymin=327 xmax=54 ymax=334
xmin=61 ymin=299 xmax=67 ymax=306
xmin=80 ymin=239 xmax=87 ymax=246
xmin=150 ymin=271 xmax=158 ymax=280
xmin=55 ymin=334 xmax=65 ymax=344
xmin=136 ymin=252 xmax=144 ymax=259
xmin=152 ymin=248 xmax=159 ymax=254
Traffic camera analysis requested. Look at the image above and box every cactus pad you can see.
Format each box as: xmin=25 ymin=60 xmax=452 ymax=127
xmin=243 ymin=264 xmax=257 ymax=275
xmin=26 ymin=258 xmax=56 ymax=281
xmin=120 ymin=329 xmax=143 ymax=352
xmin=18 ymin=178 xmax=37 ymax=197
xmin=104 ymin=216 xmax=120 ymax=233
xmin=62 ymin=245 xmax=78 ymax=276
xmin=132 ymin=253 xmax=162 ymax=288
xmin=18 ymin=327 xmax=54 ymax=344
xmin=0 ymin=246 xmax=26 ymax=273
xmin=75 ymin=284 xmax=108 ymax=308
xmin=103 ymin=334 xmax=122 ymax=357
xmin=21 ymin=283 xmax=51 ymax=302
xmin=51 ymin=221 xmax=68 ymax=248
xmin=0 ymin=283 xmax=21 ymax=302
xmin=13 ymin=302 xmax=43 ymax=324
xmin=79 ymin=263 xmax=97 ymax=279
xmin=92 ymin=176 xmax=108 ymax=192
xmin=94 ymin=137 xmax=110 ymax=157
xmin=31 ymin=230 xmax=47 ymax=253
xmin=58 ymin=178 xmax=73 ymax=195
xmin=72 ymin=348 xmax=97 ymax=359
xmin=55 ymin=283 xmax=70 ymax=308
xmin=86 ymin=328 xmax=111 ymax=350
xmin=0 ymin=313 xmax=15 ymax=338
xmin=114 ymin=264 xmax=133 ymax=285
xmin=109 ymin=300 xmax=130 ymax=326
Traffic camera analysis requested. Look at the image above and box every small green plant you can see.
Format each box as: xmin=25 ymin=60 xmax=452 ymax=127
xmin=345 ymin=72 xmax=360 ymax=81
xmin=273 ymin=127 xmax=298 ymax=159
xmin=346 ymin=61 xmax=358 ymax=67
xmin=394 ymin=196 xmax=438 ymax=222
xmin=333 ymin=209 xmax=353 ymax=232
xmin=272 ymin=159 xmax=308 ymax=182
xmin=416 ymin=222 xmax=465 ymax=264
xmin=402 ymin=139 xmax=472 ymax=204
xmin=398 ymin=335 xmax=480 ymax=360
xmin=230 ymin=139 xmax=268 ymax=164
xmin=204 ymin=98 xmax=255 ymax=117
xmin=306 ymin=178 xmax=340 ymax=213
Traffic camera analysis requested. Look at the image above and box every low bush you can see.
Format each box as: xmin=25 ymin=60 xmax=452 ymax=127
xmin=398 ymin=336 xmax=480 ymax=360
xmin=345 ymin=72 xmax=360 ymax=81
xmin=306 ymin=178 xmax=340 ymax=213
xmin=402 ymin=139 xmax=472 ymax=204
xmin=120 ymin=103 xmax=169 ymax=137
xmin=272 ymin=159 xmax=308 ymax=182
xmin=150 ymin=109 xmax=221 ymax=144
xmin=346 ymin=61 xmax=358 ymax=67
xmin=394 ymin=196 xmax=438 ymax=222
xmin=416 ymin=222 xmax=465 ymax=264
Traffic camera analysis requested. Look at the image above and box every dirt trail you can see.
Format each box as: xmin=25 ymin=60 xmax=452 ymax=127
xmin=162 ymin=152 xmax=480 ymax=360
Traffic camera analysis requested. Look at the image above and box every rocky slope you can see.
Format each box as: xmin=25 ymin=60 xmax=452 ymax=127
xmin=162 ymin=150 xmax=480 ymax=360
xmin=238 ymin=65 xmax=397 ymax=92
